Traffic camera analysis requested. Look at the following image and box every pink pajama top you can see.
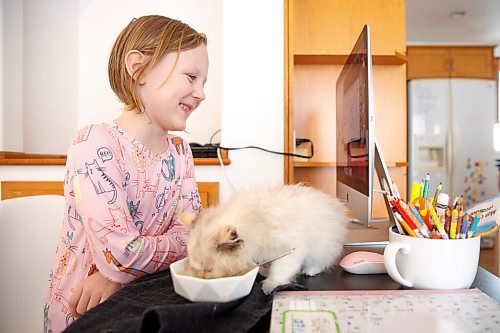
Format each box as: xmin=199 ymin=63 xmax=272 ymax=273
xmin=44 ymin=122 xmax=201 ymax=333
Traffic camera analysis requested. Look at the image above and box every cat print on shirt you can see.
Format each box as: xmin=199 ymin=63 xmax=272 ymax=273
xmin=132 ymin=171 xmax=160 ymax=199
xmin=161 ymin=154 xmax=175 ymax=181
xmin=171 ymin=137 xmax=185 ymax=155
xmin=184 ymin=164 xmax=195 ymax=179
xmin=183 ymin=191 xmax=202 ymax=211
xmin=155 ymin=186 xmax=170 ymax=216
xmin=84 ymin=159 xmax=117 ymax=204
xmin=128 ymin=200 xmax=144 ymax=233
xmin=88 ymin=206 xmax=132 ymax=244
xmin=127 ymin=200 xmax=141 ymax=219
xmin=67 ymin=205 xmax=82 ymax=231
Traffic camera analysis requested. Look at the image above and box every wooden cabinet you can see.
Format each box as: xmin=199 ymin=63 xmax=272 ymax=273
xmin=1 ymin=181 xmax=219 ymax=208
xmin=407 ymin=46 xmax=496 ymax=80
xmin=285 ymin=0 xmax=407 ymax=218
xmin=293 ymin=0 xmax=405 ymax=56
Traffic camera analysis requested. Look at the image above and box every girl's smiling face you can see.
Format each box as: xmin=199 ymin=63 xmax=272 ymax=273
xmin=138 ymin=44 xmax=208 ymax=132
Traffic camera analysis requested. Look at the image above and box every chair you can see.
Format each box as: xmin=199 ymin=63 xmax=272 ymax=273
xmin=0 ymin=195 xmax=65 ymax=333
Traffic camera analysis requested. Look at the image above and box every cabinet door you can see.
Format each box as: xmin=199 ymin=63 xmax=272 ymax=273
xmin=407 ymin=47 xmax=450 ymax=79
xmin=293 ymin=0 xmax=405 ymax=55
xmin=450 ymin=47 xmax=495 ymax=79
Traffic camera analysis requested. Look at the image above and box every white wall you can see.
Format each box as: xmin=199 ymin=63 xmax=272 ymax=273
xmin=23 ymin=0 xmax=78 ymax=154
xmin=216 ymin=0 xmax=284 ymax=201
xmin=0 ymin=0 xmax=3 ymax=150
xmin=1 ymin=0 xmax=23 ymax=151
xmin=1 ymin=0 xmax=78 ymax=154
xmin=0 ymin=0 xmax=285 ymax=203
xmin=78 ymin=0 xmax=223 ymax=145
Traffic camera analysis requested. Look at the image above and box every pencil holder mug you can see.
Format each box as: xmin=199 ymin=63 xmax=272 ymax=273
xmin=383 ymin=226 xmax=480 ymax=289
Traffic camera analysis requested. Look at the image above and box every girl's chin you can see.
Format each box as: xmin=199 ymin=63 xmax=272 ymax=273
xmin=170 ymin=123 xmax=187 ymax=132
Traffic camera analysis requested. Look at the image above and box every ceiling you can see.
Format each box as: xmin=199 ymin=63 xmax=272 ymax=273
xmin=406 ymin=0 xmax=500 ymax=55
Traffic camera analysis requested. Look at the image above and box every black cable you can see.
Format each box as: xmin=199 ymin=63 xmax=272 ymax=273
xmin=205 ymin=128 xmax=314 ymax=159
xmin=211 ymin=138 xmax=314 ymax=159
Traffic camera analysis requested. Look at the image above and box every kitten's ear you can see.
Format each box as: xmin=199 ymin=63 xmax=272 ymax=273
xmin=217 ymin=225 xmax=243 ymax=251
xmin=180 ymin=212 xmax=198 ymax=229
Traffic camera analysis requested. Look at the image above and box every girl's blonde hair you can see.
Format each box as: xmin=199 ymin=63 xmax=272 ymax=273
xmin=108 ymin=15 xmax=207 ymax=112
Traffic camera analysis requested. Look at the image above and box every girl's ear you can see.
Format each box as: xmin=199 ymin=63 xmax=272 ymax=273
xmin=125 ymin=50 xmax=146 ymax=84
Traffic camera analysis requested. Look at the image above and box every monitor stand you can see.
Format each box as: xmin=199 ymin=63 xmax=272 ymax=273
xmin=344 ymin=139 xmax=397 ymax=249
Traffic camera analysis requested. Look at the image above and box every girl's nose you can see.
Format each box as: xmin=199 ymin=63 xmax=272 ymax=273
xmin=193 ymin=84 xmax=205 ymax=102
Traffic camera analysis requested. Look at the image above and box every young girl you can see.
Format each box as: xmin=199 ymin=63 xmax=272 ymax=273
xmin=44 ymin=15 xmax=208 ymax=332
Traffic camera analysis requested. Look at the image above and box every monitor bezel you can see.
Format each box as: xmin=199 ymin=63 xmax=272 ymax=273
xmin=335 ymin=25 xmax=375 ymax=226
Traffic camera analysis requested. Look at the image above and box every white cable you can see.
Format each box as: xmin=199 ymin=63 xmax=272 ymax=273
xmin=217 ymin=147 xmax=236 ymax=194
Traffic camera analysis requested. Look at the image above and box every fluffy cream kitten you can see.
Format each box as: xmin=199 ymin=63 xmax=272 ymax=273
xmin=180 ymin=184 xmax=349 ymax=295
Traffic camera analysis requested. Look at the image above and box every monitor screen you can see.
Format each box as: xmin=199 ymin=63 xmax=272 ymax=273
xmin=336 ymin=25 xmax=375 ymax=225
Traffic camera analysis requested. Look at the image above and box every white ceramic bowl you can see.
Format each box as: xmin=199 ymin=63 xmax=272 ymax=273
xmin=170 ymin=258 xmax=259 ymax=302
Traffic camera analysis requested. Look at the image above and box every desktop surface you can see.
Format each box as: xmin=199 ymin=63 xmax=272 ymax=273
xmin=64 ymin=264 xmax=499 ymax=333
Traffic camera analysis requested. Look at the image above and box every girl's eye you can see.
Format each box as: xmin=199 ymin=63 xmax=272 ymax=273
xmin=187 ymin=74 xmax=196 ymax=82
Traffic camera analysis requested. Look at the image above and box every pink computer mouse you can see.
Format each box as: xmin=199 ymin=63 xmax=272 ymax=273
xmin=339 ymin=251 xmax=387 ymax=274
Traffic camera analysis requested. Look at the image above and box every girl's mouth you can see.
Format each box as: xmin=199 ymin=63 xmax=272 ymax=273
xmin=179 ymin=103 xmax=193 ymax=112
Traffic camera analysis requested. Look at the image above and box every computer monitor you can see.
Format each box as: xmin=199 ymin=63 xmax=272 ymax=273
xmin=336 ymin=25 xmax=396 ymax=226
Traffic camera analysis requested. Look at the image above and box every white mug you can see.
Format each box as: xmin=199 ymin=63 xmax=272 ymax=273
xmin=384 ymin=226 xmax=480 ymax=289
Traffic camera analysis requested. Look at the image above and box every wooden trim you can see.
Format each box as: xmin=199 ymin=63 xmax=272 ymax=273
xmin=0 ymin=150 xmax=230 ymax=166
xmin=197 ymin=182 xmax=219 ymax=207
xmin=495 ymin=57 xmax=499 ymax=81
xmin=1 ymin=180 xmax=219 ymax=208
xmin=284 ymin=0 xmax=295 ymax=184
xmin=294 ymin=52 xmax=407 ymax=66
xmin=284 ymin=0 xmax=289 ymax=183
xmin=0 ymin=151 xmax=67 ymax=165
xmin=1 ymin=181 xmax=64 ymax=200
xmin=293 ymin=161 xmax=408 ymax=168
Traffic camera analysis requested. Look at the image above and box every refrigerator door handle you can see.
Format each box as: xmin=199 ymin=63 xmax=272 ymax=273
xmin=447 ymin=79 xmax=454 ymax=196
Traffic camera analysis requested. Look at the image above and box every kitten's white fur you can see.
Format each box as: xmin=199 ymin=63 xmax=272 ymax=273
xmin=180 ymin=184 xmax=349 ymax=295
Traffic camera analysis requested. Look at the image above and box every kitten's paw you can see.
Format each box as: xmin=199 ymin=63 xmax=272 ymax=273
xmin=301 ymin=266 xmax=323 ymax=276
xmin=261 ymin=278 xmax=283 ymax=295
xmin=258 ymin=264 xmax=269 ymax=277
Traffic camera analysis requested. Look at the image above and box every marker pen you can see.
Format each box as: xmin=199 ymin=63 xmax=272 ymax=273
xmin=422 ymin=173 xmax=430 ymax=200
xmin=419 ymin=208 xmax=433 ymax=231
xmin=468 ymin=214 xmax=481 ymax=238
xmin=394 ymin=211 xmax=417 ymax=237
xmin=460 ymin=213 xmax=469 ymax=239
xmin=410 ymin=205 xmax=432 ymax=237
xmin=436 ymin=193 xmax=449 ymax=217
xmin=410 ymin=182 xmax=422 ymax=203
xmin=444 ymin=207 xmax=452 ymax=235
xmin=450 ymin=209 xmax=458 ymax=239
xmin=398 ymin=199 xmax=428 ymax=238
xmin=456 ymin=210 xmax=464 ymax=239
xmin=387 ymin=200 xmax=405 ymax=235
xmin=388 ymin=196 xmax=423 ymax=237
xmin=426 ymin=199 xmax=449 ymax=239
xmin=430 ymin=182 xmax=442 ymax=207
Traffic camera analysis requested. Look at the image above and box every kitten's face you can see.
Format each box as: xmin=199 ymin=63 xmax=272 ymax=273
xmin=180 ymin=209 xmax=254 ymax=279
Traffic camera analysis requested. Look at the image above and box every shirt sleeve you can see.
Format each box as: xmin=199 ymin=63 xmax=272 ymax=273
xmin=67 ymin=125 xmax=197 ymax=284
xmin=176 ymin=140 xmax=202 ymax=217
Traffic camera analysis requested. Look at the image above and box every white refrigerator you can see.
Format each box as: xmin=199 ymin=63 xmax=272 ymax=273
xmin=408 ymin=79 xmax=498 ymax=208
